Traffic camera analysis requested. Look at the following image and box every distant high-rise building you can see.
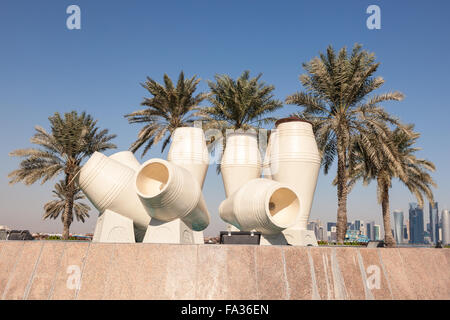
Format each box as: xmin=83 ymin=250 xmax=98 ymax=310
xmin=442 ymin=210 xmax=450 ymax=245
xmin=354 ymin=220 xmax=364 ymax=231
xmin=354 ymin=220 xmax=363 ymax=233
xmin=308 ymin=220 xmax=320 ymax=240
xmin=330 ymin=232 xmax=337 ymax=242
xmin=307 ymin=221 xmax=316 ymax=231
xmin=393 ymin=210 xmax=404 ymax=244
xmin=429 ymin=202 xmax=439 ymax=243
xmin=374 ymin=225 xmax=381 ymax=241
xmin=308 ymin=219 xmax=327 ymax=241
xmin=318 ymin=226 xmax=327 ymax=241
xmin=409 ymin=203 xmax=425 ymax=244
xmin=327 ymin=222 xmax=336 ymax=232
xmin=405 ymin=219 xmax=410 ymax=242
xmin=366 ymin=221 xmax=375 ymax=241
xmin=403 ymin=225 xmax=408 ymax=241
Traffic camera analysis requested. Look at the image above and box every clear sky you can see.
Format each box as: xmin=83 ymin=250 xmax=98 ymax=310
xmin=1 ymin=0 xmax=449 ymax=236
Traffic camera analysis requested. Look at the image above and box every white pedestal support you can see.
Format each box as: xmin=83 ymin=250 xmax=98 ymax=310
xmin=93 ymin=210 xmax=136 ymax=243
xmin=143 ymin=218 xmax=203 ymax=244
xmin=193 ymin=231 xmax=205 ymax=244
xmin=282 ymin=227 xmax=318 ymax=246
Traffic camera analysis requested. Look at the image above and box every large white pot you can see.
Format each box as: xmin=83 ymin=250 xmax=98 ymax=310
xmin=221 ymin=132 xmax=262 ymax=197
xmin=219 ymin=178 xmax=300 ymax=235
xmin=167 ymin=127 xmax=209 ymax=189
xmin=109 ymin=151 xmax=141 ymax=171
xmin=262 ymin=131 xmax=277 ymax=180
xmin=77 ymin=152 xmax=150 ymax=238
xmin=270 ymin=118 xmax=321 ymax=230
xmin=135 ymin=159 xmax=210 ymax=231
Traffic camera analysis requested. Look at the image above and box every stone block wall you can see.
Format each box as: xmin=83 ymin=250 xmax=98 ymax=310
xmin=0 ymin=241 xmax=448 ymax=300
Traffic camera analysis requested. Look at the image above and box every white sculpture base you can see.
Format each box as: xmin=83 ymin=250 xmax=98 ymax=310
xmin=143 ymin=218 xmax=197 ymax=244
xmin=260 ymin=233 xmax=288 ymax=246
xmin=93 ymin=210 xmax=136 ymax=243
xmin=193 ymin=231 xmax=205 ymax=244
xmin=282 ymin=228 xmax=318 ymax=246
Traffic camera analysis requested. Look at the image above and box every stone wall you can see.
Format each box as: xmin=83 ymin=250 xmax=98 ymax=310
xmin=0 ymin=241 xmax=448 ymax=300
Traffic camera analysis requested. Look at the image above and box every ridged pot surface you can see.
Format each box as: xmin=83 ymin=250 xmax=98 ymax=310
xmin=219 ymin=178 xmax=300 ymax=235
xmin=77 ymin=152 xmax=150 ymax=233
xmin=167 ymin=127 xmax=209 ymax=189
xmin=109 ymin=151 xmax=141 ymax=171
xmin=135 ymin=159 xmax=210 ymax=231
xmin=221 ymin=132 xmax=262 ymax=197
xmin=270 ymin=120 xmax=321 ymax=229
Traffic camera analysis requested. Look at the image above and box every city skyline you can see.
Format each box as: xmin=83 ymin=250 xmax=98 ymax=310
xmin=1 ymin=1 xmax=450 ymax=237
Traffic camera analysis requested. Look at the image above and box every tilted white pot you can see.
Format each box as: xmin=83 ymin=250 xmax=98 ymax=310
xmin=167 ymin=127 xmax=209 ymax=189
xmin=77 ymin=152 xmax=150 ymax=239
xmin=270 ymin=118 xmax=321 ymax=230
xmin=221 ymin=132 xmax=262 ymax=197
xmin=135 ymin=159 xmax=210 ymax=231
xmin=109 ymin=151 xmax=141 ymax=171
xmin=219 ymin=178 xmax=301 ymax=235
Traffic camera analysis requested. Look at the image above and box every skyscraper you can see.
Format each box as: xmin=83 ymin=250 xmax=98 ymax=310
xmin=318 ymin=226 xmax=326 ymax=241
xmin=442 ymin=210 xmax=450 ymax=245
xmin=354 ymin=220 xmax=363 ymax=233
xmin=405 ymin=219 xmax=410 ymax=242
xmin=409 ymin=203 xmax=425 ymax=244
xmin=393 ymin=210 xmax=404 ymax=244
xmin=327 ymin=222 xmax=336 ymax=232
xmin=374 ymin=225 xmax=381 ymax=241
xmin=429 ymin=202 xmax=439 ymax=243
xmin=366 ymin=221 xmax=375 ymax=241
xmin=403 ymin=225 xmax=408 ymax=241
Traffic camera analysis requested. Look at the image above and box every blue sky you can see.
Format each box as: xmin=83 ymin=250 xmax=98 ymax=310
xmin=1 ymin=0 xmax=449 ymax=236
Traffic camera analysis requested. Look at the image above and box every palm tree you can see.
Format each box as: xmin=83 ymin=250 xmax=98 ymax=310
xmin=8 ymin=111 xmax=116 ymax=239
xmin=199 ymin=70 xmax=283 ymax=130
xmin=349 ymin=125 xmax=436 ymax=247
xmin=125 ymin=71 xmax=207 ymax=157
xmin=197 ymin=70 xmax=283 ymax=173
xmin=44 ymin=180 xmax=90 ymax=224
xmin=286 ymin=44 xmax=404 ymax=243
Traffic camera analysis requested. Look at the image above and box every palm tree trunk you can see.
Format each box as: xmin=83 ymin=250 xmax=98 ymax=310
xmin=336 ymin=148 xmax=348 ymax=244
xmin=380 ymin=179 xmax=396 ymax=247
xmin=62 ymin=173 xmax=75 ymax=240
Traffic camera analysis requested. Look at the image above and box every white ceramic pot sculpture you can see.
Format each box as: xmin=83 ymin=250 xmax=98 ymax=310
xmin=109 ymin=151 xmax=141 ymax=171
xmin=135 ymin=158 xmax=210 ymax=231
xmin=77 ymin=152 xmax=150 ymax=241
xmin=219 ymin=178 xmax=300 ymax=235
xmin=221 ymin=132 xmax=262 ymax=197
xmin=262 ymin=131 xmax=277 ymax=180
xmin=167 ymin=127 xmax=209 ymax=189
xmin=270 ymin=118 xmax=321 ymax=243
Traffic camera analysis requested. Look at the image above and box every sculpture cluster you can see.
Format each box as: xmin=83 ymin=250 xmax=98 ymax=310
xmin=79 ymin=118 xmax=321 ymax=245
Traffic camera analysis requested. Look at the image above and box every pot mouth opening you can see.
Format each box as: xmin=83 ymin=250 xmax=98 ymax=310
xmin=267 ymin=187 xmax=300 ymax=228
xmin=136 ymin=161 xmax=170 ymax=198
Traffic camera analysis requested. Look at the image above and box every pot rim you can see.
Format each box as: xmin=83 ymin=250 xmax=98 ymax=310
xmin=135 ymin=158 xmax=172 ymax=199
xmin=275 ymin=117 xmax=312 ymax=127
